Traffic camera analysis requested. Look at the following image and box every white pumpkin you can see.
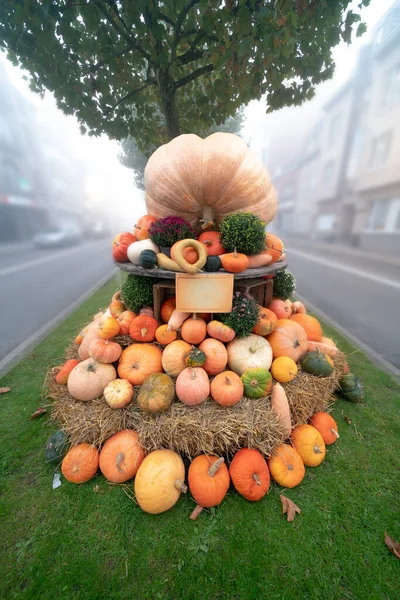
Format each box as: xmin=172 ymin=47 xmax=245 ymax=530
xmin=227 ymin=334 xmax=273 ymax=376
xmin=127 ymin=239 xmax=159 ymax=265
xmin=68 ymin=358 xmax=116 ymax=401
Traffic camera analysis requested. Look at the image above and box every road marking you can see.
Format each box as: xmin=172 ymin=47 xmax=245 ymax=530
xmin=0 ymin=268 xmax=117 ymax=378
xmin=288 ymin=248 xmax=400 ymax=290
xmin=295 ymin=292 xmax=400 ymax=380
xmin=0 ymin=241 xmax=104 ymax=277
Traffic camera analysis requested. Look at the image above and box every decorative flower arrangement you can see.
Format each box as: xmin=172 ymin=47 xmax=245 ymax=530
xmin=216 ymin=291 xmax=260 ymax=338
xmin=148 ymin=216 xmax=197 ymax=248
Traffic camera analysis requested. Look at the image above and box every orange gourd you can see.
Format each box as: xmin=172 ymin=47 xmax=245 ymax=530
xmin=207 ymin=320 xmax=236 ymax=343
xmin=109 ymin=300 xmax=126 ymax=319
xmin=210 ymin=371 xmax=243 ymax=407
xmin=112 ymin=232 xmax=137 ymax=262
xmin=229 ymin=448 xmax=270 ymax=501
xmin=61 ymin=444 xmax=99 ymax=484
xmin=309 ymin=412 xmax=340 ymax=445
xmin=199 ymin=338 xmax=228 ymax=376
xmin=180 ymin=315 xmax=207 ymax=344
xmin=118 ymin=344 xmax=163 ymax=385
xmin=117 ymin=310 xmax=137 ymax=335
xmin=188 ymin=455 xmax=230 ymax=509
xmin=161 ymin=340 xmax=192 ymax=377
xmin=270 ymin=383 xmax=292 ymax=439
xmin=264 ymin=233 xmax=284 ymax=264
xmin=55 ymin=359 xmax=80 ymax=384
xmin=129 ymin=315 xmax=158 ymax=342
xmin=268 ymin=297 xmax=292 ymax=319
xmin=252 ymin=307 xmax=277 ymax=336
xmin=291 ymin=301 xmax=306 ymax=315
xmin=134 ymin=214 xmax=157 ymax=240
xmin=103 ymin=378 xmax=134 ymax=409
xmin=268 ymin=444 xmax=305 ymax=488
xmin=290 ymin=314 xmax=322 ymax=342
xmin=221 ymin=249 xmax=249 ymax=273
xmin=155 ymin=324 xmax=177 ymax=346
xmin=176 ymin=367 xmax=210 ymax=406
xmin=307 ymin=341 xmax=338 ymax=358
xmin=160 ymin=297 xmax=176 ymax=323
xmin=97 ymin=316 xmax=120 ymax=340
xmin=267 ymin=319 xmax=308 ymax=362
xmin=168 ymin=309 xmax=191 ymax=331
xmin=291 ymin=424 xmax=326 ymax=467
xmin=247 ymin=251 xmax=273 ymax=269
xmin=89 ymin=339 xmax=122 ymax=363
xmin=99 ymin=430 xmax=144 ymax=483
xmin=198 ymin=231 xmax=225 ymax=256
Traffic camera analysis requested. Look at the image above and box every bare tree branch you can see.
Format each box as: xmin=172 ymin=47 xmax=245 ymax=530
xmin=105 ymin=79 xmax=156 ymax=114
xmin=174 ymin=63 xmax=213 ymax=89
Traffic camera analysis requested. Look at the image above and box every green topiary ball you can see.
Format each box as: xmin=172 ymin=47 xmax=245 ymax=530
xmin=219 ymin=212 xmax=266 ymax=256
xmin=120 ymin=275 xmax=157 ymax=313
xmin=216 ymin=291 xmax=260 ymax=338
xmin=273 ymin=269 xmax=296 ymax=300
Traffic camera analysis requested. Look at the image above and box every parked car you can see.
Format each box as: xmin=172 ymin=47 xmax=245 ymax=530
xmin=33 ymin=227 xmax=82 ymax=248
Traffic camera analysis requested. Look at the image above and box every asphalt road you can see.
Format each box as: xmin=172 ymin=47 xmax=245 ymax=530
xmin=0 ymin=239 xmax=116 ymax=362
xmin=287 ymin=243 xmax=400 ymax=371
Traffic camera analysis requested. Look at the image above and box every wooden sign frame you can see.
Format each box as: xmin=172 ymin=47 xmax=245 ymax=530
xmin=175 ymin=273 xmax=234 ymax=313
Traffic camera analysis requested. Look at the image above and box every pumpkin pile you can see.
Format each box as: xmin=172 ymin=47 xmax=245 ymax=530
xmin=45 ymin=133 xmax=364 ymax=518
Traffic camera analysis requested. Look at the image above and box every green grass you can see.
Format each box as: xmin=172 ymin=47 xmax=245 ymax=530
xmin=1 ymin=276 xmax=399 ymax=600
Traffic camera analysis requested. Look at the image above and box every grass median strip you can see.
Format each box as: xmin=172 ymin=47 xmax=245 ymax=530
xmin=0 ymin=276 xmax=399 ymax=600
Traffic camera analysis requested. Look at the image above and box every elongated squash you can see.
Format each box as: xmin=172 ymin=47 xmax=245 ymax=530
xmin=270 ymin=383 xmax=291 ymax=439
xmin=247 ymin=252 xmax=273 ymax=269
xmin=157 ymin=253 xmax=181 ymax=272
xmin=171 ymin=239 xmax=208 ymax=274
xmin=307 ymin=341 xmax=338 ymax=358
xmin=168 ymin=309 xmax=191 ymax=331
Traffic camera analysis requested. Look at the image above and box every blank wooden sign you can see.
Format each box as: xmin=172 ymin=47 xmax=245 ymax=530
xmin=175 ymin=273 xmax=234 ymax=313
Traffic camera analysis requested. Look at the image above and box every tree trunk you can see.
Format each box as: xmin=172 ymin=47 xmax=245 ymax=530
xmin=158 ymin=70 xmax=181 ymax=140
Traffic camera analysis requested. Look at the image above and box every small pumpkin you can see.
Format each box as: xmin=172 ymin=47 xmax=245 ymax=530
xmin=127 ymin=238 xmax=159 ymax=264
xmin=133 ymin=214 xmax=158 ymax=240
xmin=155 ymin=324 xmax=177 ymax=346
xmin=252 ymin=307 xmax=277 ymax=336
xmin=160 ymin=297 xmax=176 ymax=323
xmin=309 ymin=412 xmax=339 ymax=445
xmin=109 ymin=300 xmax=126 ymax=319
xmin=129 ymin=315 xmax=158 ymax=342
xmin=300 ymin=350 xmax=334 ymax=377
xmin=89 ymin=339 xmax=122 ymax=363
xmin=270 ymin=356 xmax=298 ymax=383
xmin=264 ymin=233 xmax=284 ymax=264
xmin=99 ymin=430 xmax=144 ymax=483
xmin=268 ymin=297 xmax=292 ymax=319
xmin=229 ymin=448 xmax=270 ymax=502
xmin=55 ymin=359 xmax=80 ymax=384
xmin=241 ymin=368 xmax=272 ymax=399
xmin=268 ymin=444 xmax=305 ymax=488
xmin=118 ymin=344 xmax=163 ymax=385
xmin=176 ymin=367 xmax=210 ymax=406
xmin=45 ymin=430 xmax=69 ymax=464
xmin=188 ymin=455 xmax=230 ymax=510
xmin=291 ymin=424 xmax=326 ymax=467
xmin=161 ymin=340 xmax=192 ymax=377
xmin=139 ymin=306 xmax=154 ymax=317
xmin=338 ymin=373 xmax=364 ymax=403
xmin=290 ymin=314 xmax=322 ymax=342
xmin=270 ymin=383 xmax=292 ymax=439
xmin=75 ymin=327 xmax=87 ymax=345
xmin=181 ymin=315 xmax=207 ymax=345
xmin=267 ymin=319 xmax=308 ymax=362
xmin=117 ymin=310 xmax=137 ymax=335
xmin=104 ymin=378 xmax=134 ymax=409
xmin=67 ymin=359 xmax=116 ymax=401
xmin=97 ymin=316 xmax=120 ymax=340
xmin=207 ymin=320 xmax=236 ymax=343
xmin=78 ymin=319 xmax=102 ymax=361
xmin=139 ymin=249 xmax=158 ymax=269
xmin=185 ymin=347 xmax=206 ymax=367
xmin=227 ymin=334 xmax=273 ymax=376
xmin=134 ymin=449 xmax=187 ymax=514
xmin=137 ymin=373 xmax=175 ymax=414
xmin=220 ymin=249 xmax=249 ymax=273
xmin=112 ymin=232 xmax=137 ymax=262
xmin=198 ymin=231 xmax=225 ymax=256
xmin=203 ymin=255 xmax=222 ymax=272
xmin=199 ymin=338 xmax=228 ymax=376
xmin=210 ymin=371 xmax=244 ymax=407
xmin=291 ymin=300 xmax=306 ymax=315
xmin=61 ymin=443 xmax=99 ymax=484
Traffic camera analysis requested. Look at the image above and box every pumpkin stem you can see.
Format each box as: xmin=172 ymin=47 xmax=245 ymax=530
xmin=314 ymin=445 xmax=323 ymax=454
xmin=208 ymin=457 xmax=224 ymax=477
xmin=167 ymin=325 xmax=172 ymax=333
xmin=116 ymin=452 xmax=125 ymax=473
xmin=191 ymin=369 xmax=196 ymax=380
xmin=192 ymin=313 xmax=197 ymax=319
xmin=190 ymin=504 xmax=204 ymax=520
xmin=174 ymin=479 xmax=187 ymax=494
xmin=253 ymin=473 xmax=261 ymax=486
xmin=225 ymin=376 xmax=231 ymax=386
xmin=233 ymin=247 xmax=238 ymax=258
xmin=293 ymin=338 xmax=300 ymax=348
xmin=331 ymin=428 xmax=340 ymax=439
xmin=141 ymin=327 xmax=148 ymax=337
xmin=287 ymin=464 xmax=293 ymax=471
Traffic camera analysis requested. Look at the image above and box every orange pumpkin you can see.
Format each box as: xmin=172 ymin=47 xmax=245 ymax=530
xmin=129 ymin=315 xmax=158 ymax=342
xmin=290 ymin=314 xmax=322 ymax=342
xmin=75 ymin=327 xmax=87 ymax=346
xmin=97 ymin=316 xmax=120 ymax=340
xmin=207 ymin=320 xmax=236 ymax=343
xmin=199 ymin=338 xmax=228 ymax=376
xmin=198 ymin=231 xmax=225 ymax=256
xmin=188 ymin=455 xmax=230 ymax=508
xmin=291 ymin=300 xmax=306 ymax=315
xmin=109 ymin=300 xmax=126 ymax=319
xmin=252 ymin=307 xmax=277 ymax=336
xmin=161 ymin=297 xmax=176 ymax=323
xmin=291 ymin=424 xmax=326 ymax=467
xmin=99 ymin=430 xmax=144 ymax=483
xmin=118 ymin=344 xmax=163 ymax=386
xmin=55 ymin=359 xmax=80 ymax=384
xmin=221 ymin=250 xmax=249 ymax=273
xmin=89 ymin=339 xmax=122 ymax=363
xmin=171 ymin=241 xmax=208 ymax=265
xmin=155 ymin=324 xmax=177 ymax=346
xmin=176 ymin=367 xmax=210 ymax=406
xmin=268 ymin=444 xmax=305 ymax=488
xmin=103 ymin=378 xmax=134 ymax=408
xmin=310 ymin=412 xmax=339 ymax=445
xmin=112 ymin=232 xmax=137 ymax=262
xmin=61 ymin=444 xmax=99 ymax=484
xmin=117 ymin=310 xmax=137 ymax=335
xmin=210 ymin=371 xmax=244 ymax=407
xmin=264 ymin=233 xmax=284 ymax=264
xmin=268 ymin=297 xmax=292 ymax=319
xmin=267 ymin=319 xmax=308 ymax=362
xmin=78 ymin=320 xmax=103 ymax=361
xmin=134 ymin=214 xmax=157 ymax=240
xmin=161 ymin=340 xmax=192 ymax=377
xmin=180 ymin=315 xmax=207 ymax=345
xmin=229 ymin=448 xmax=270 ymax=501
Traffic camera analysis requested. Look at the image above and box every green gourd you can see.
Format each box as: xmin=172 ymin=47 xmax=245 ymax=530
xmin=139 ymin=249 xmax=158 ymax=269
xmin=241 ymin=368 xmax=272 ymax=399
xmin=45 ymin=430 xmax=69 ymax=464
xmin=339 ymin=373 xmax=364 ymax=403
xmin=185 ymin=348 xmax=206 ymax=367
xmin=203 ymin=256 xmax=221 ymax=272
xmin=300 ymin=351 xmax=334 ymax=377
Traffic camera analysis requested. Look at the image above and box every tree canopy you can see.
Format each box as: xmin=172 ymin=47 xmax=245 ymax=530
xmin=0 ymin=1 xmax=368 ymax=151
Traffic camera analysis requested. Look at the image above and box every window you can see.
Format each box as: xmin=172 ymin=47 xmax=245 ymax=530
xmin=383 ymin=64 xmax=400 ymax=107
xmin=369 ymin=132 xmax=391 ymax=169
xmin=367 ymin=199 xmax=391 ymax=231
xmin=316 ymin=214 xmax=335 ymax=231
xmin=322 ymin=161 xmax=335 ymax=184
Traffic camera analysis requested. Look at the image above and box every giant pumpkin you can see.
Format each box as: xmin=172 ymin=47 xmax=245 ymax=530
xmin=144 ymin=133 xmax=277 ymax=231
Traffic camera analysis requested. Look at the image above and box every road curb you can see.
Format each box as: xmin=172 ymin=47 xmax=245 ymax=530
xmin=0 ymin=268 xmax=118 ymax=379
xmin=295 ymin=292 xmax=400 ymax=383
